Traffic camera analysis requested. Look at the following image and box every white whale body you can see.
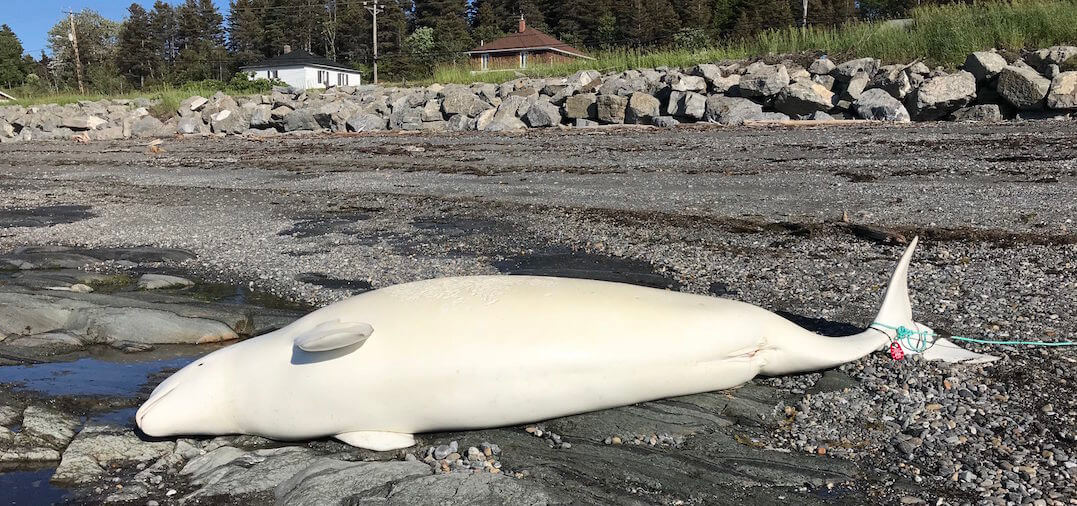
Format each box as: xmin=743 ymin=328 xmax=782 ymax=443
xmin=138 ymin=238 xmax=937 ymax=450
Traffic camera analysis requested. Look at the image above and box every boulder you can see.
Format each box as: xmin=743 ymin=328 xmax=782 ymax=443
xmin=950 ymin=104 xmax=1003 ymax=122
xmin=178 ymin=95 xmax=209 ymax=116
xmin=964 ymin=51 xmax=1008 ymax=82
xmin=678 ymin=92 xmax=707 ymax=120
xmin=774 ymin=80 xmax=835 ymax=115
xmin=0 ymin=405 xmax=80 ymax=463
xmin=441 ymin=92 xmax=491 ymax=117
xmin=574 ymin=118 xmax=599 ymax=127
xmin=248 ymin=104 xmax=275 ymax=129
xmin=130 ymin=115 xmax=165 ymax=138
xmin=284 ymin=108 xmax=331 ymax=131
xmin=564 ymin=93 xmax=597 ymax=119
xmin=1025 ymin=46 xmax=1077 ymax=72
xmin=870 ymin=66 xmax=913 ymax=99
xmin=210 ymin=109 xmax=248 ymax=134
xmin=475 ymin=108 xmax=496 ymax=130
xmin=387 ymin=107 xmax=423 ymax=131
xmin=808 ymin=58 xmax=836 ymax=75
xmin=831 ymin=57 xmax=879 ymax=82
xmin=479 ymin=114 xmax=525 ymax=132
xmin=739 ymin=65 xmax=789 ymax=98
xmin=625 ymin=92 xmax=660 ymax=124
xmin=177 ymin=116 xmax=206 ymax=135
xmin=664 ymin=90 xmax=685 ymax=116
xmin=346 ymin=112 xmax=388 ymax=132
xmin=0 ymin=120 xmax=14 ymax=138
xmin=566 ymin=69 xmax=601 ymax=88
xmin=446 ymin=114 xmax=476 ymax=131
xmin=523 ymin=100 xmax=562 ymax=127
xmin=596 ymin=94 xmax=628 ymax=124
xmin=710 ymin=74 xmax=741 ymax=93
xmin=668 ymin=74 xmax=707 ymax=93
xmin=703 ymin=96 xmax=764 ymax=125
xmin=812 ymin=74 xmax=836 ymax=90
xmin=61 ymin=116 xmax=107 ymax=131
xmin=1046 ymin=71 xmax=1077 ymax=110
xmin=652 ymin=116 xmax=679 ymax=128
xmin=854 ymin=88 xmax=911 ymax=122
xmin=839 ymin=72 xmax=870 ymax=101
xmin=906 ymin=71 xmax=976 ymax=120
xmin=997 ymin=65 xmax=1051 ymax=109
xmin=420 ymin=99 xmax=443 ymax=122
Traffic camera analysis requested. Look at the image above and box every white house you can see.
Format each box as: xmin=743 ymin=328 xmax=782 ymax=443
xmin=241 ymin=48 xmax=361 ymax=90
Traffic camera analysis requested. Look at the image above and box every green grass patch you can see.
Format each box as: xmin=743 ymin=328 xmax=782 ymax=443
xmin=430 ymin=0 xmax=1077 ymax=85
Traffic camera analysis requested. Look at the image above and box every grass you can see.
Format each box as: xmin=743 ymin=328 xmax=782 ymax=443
xmin=5 ymin=78 xmax=279 ymax=112
xmin=431 ymin=0 xmax=1077 ymax=85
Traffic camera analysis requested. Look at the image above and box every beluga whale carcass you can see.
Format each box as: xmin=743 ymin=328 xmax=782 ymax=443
xmin=138 ymin=238 xmax=940 ymax=451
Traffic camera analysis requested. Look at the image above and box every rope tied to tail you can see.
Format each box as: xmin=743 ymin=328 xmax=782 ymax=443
xmin=870 ymin=322 xmax=1077 ymax=360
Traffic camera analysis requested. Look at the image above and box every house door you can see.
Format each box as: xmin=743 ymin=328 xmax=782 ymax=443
xmin=520 ymin=51 xmax=529 ymax=69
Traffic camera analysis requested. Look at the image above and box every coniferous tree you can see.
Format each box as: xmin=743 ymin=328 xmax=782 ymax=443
xmin=413 ymin=0 xmax=473 ymax=58
xmin=116 ymin=3 xmax=158 ymax=86
xmin=228 ymin=0 xmax=264 ymax=67
xmin=0 ymin=24 xmax=28 ymax=88
xmin=149 ymin=1 xmax=178 ymax=73
xmin=470 ymin=0 xmax=505 ymax=46
xmin=46 ymin=9 xmax=121 ymax=90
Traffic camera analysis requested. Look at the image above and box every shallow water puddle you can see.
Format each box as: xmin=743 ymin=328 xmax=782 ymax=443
xmin=0 ymin=357 xmax=194 ymax=397
xmin=0 ymin=468 xmax=68 ymax=505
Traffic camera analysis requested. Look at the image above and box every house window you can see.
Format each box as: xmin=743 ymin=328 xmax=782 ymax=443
xmin=317 ymin=70 xmax=329 ymax=85
xmin=481 ymin=54 xmax=490 ymax=70
xmin=269 ymin=70 xmax=278 ymax=79
xmin=338 ymin=73 xmax=349 ymax=86
xmin=520 ymin=51 xmax=528 ymax=69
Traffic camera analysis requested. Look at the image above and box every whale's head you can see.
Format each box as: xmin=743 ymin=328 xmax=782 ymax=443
xmin=136 ymin=348 xmax=241 ymax=437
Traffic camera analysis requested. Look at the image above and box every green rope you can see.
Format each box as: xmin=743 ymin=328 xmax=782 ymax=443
xmin=870 ymin=322 xmax=1077 ymax=352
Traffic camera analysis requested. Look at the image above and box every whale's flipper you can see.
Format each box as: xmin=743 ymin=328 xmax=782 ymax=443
xmin=335 ymin=431 xmax=415 ymax=451
xmin=294 ymin=320 xmax=373 ymax=352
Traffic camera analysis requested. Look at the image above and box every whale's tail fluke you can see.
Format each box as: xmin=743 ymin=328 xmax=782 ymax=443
xmin=761 ymin=237 xmax=930 ymax=375
xmin=871 ymin=236 xmax=924 ymax=344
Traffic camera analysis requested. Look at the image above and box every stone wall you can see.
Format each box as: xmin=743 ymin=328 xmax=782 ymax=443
xmin=1 ymin=46 xmax=1075 ymax=143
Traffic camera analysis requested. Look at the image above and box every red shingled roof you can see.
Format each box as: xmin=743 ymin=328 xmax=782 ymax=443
xmin=469 ymin=28 xmax=590 ymax=59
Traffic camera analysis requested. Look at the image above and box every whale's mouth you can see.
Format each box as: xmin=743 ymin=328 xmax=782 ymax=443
xmin=136 ymin=384 xmax=177 ymax=430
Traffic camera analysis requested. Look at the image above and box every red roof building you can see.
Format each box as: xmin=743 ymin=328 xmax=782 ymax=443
xmin=467 ymin=18 xmax=593 ymax=71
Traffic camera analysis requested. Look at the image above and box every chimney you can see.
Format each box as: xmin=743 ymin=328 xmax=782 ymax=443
xmin=518 ymin=15 xmax=526 ymax=33
xmin=283 ymin=44 xmax=292 ymax=54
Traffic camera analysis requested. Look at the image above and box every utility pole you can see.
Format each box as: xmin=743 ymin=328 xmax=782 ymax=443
xmin=363 ymin=0 xmax=382 ymax=85
xmin=66 ymin=12 xmax=85 ymax=94
xmin=802 ymin=0 xmax=808 ymax=28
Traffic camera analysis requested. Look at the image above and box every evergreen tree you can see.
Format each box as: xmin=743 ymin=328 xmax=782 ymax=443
xmin=116 ymin=3 xmax=158 ymax=86
xmin=731 ymin=0 xmax=793 ymax=38
xmin=676 ymin=0 xmax=714 ymax=32
xmin=0 ymin=24 xmax=27 ymax=88
xmin=470 ymin=0 xmax=505 ymax=46
xmin=149 ymin=1 xmax=178 ymax=70
xmin=648 ymin=0 xmax=682 ymax=44
xmin=228 ymin=0 xmax=264 ymax=67
xmin=413 ymin=0 xmax=473 ymax=58
xmin=174 ymin=0 xmax=228 ymax=81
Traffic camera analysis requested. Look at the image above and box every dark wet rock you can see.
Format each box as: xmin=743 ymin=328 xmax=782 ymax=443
xmin=493 ymin=250 xmax=680 ymax=290
xmin=294 ymin=272 xmax=372 ymax=292
xmin=274 ymin=460 xmax=431 ymax=505
xmin=0 ymin=205 xmax=94 ymax=229
xmin=52 ymin=424 xmax=175 ymax=484
xmin=0 ymin=405 xmax=80 ymax=463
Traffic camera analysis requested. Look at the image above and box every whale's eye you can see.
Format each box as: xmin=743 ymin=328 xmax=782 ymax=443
xmin=198 ymin=363 xmax=204 ymax=367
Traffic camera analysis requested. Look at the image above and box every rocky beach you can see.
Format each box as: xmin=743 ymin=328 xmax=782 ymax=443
xmin=0 ymin=120 xmax=1075 ymax=504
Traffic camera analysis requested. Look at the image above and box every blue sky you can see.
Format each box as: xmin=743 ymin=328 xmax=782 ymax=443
xmin=5 ymin=0 xmax=229 ymax=57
